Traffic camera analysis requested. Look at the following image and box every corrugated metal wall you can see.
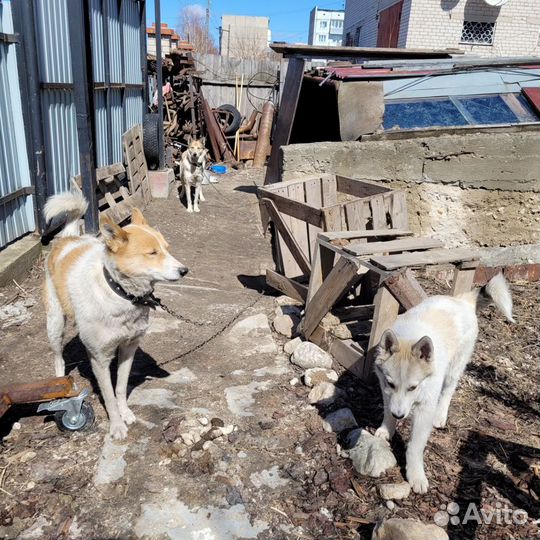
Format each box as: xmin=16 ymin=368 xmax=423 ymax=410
xmin=0 ymin=1 xmax=35 ymax=248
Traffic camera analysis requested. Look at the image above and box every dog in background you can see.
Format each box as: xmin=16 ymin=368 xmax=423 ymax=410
xmin=373 ymin=273 xmax=514 ymax=493
xmin=179 ymin=138 xmax=207 ymax=213
xmin=43 ymin=183 xmax=188 ymax=439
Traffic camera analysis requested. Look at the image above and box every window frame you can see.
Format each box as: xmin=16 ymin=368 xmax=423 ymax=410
xmin=460 ymin=20 xmax=495 ymax=46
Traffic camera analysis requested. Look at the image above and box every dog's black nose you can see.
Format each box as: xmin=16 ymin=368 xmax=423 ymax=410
xmin=392 ymin=412 xmax=405 ymax=419
xmin=179 ymin=267 xmax=188 ymax=277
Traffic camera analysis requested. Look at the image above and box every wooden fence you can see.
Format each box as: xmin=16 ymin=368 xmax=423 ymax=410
xmin=193 ymin=53 xmax=288 ymax=118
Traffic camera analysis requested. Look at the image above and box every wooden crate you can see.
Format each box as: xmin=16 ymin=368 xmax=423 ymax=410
xmin=258 ymin=174 xmax=408 ymax=301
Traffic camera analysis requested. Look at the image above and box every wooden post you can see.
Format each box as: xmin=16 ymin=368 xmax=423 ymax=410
xmin=264 ymin=57 xmax=305 ymax=185
xmin=306 ymin=239 xmax=336 ymax=306
xmin=384 ymin=268 xmax=428 ymax=310
xmin=451 ymin=261 xmax=479 ymax=296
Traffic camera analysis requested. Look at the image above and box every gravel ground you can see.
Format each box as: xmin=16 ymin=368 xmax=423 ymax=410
xmin=0 ymin=169 xmax=538 ymax=540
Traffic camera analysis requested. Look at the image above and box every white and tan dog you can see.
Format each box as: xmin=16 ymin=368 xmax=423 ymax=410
xmin=43 ymin=184 xmax=188 ymax=439
xmin=179 ymin=138 xmax=207 ymax=213
xmin=374 ymin=274 xmax=514 ymax=493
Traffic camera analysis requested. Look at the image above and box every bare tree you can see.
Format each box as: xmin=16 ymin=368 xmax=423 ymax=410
xmin=178 ymin=4 xmax=218 ymax=54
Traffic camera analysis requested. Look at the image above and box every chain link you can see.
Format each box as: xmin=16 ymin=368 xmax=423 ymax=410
xmin=154 ymin=297 xmax=208 ymax=327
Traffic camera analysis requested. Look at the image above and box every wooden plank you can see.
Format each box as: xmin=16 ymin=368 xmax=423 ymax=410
xmin=322 ymin=206 xmax=342 ymax=232
xmin=370 ymin=195 xmax=387 ymax=229
xmin=365 ymin=285 xmax=400 ymax=379
xmin=257 ymin=189 xmax=323 ymax=227
xmin=344 ymin=199 xmax=366 ymax=230
xmin=384 ymin=269 xmax=428 ymax=310
xmin=333 ymin=304 xmax=375 ymax=322
xmin=451 ymin=266 xmax=477 ymax=296
xmin=288 ymin=182 xmax=310 ymax=272
xmin=262 ymin=199 xmax=311 ymax=276
xmin=310 ymin=326 xmax=367 ymax=379
xmin=343 ymin=237 xmax=444 ymax=257
xmin=321 ymin=176 xmax=338 ymax=207
xmin=336 ymin=175 xmax=389 ymax=198
xmin=266 ymin=269 xmax=307 ymax=303
xmin=304 ymin=177 xmax=323 ymax=263
xmin=319 ymin=229 xmax=413 ymax=241
xmin=303 ymin=257 xmax=367 ymax=339
xmin=371 ymin=248 xmax=480 ymax=271
xmin=306 ymin=239 xmax=336 ymax=307
xmin=96 ymin=163 xmax=125 ymax=182
xmin=270 ymin=186 xmax=301 ymax=278
xmin=264 ymin=57 xmax=306 ymax=185
xmin=390 ymin=191 xmax=409 ymax=229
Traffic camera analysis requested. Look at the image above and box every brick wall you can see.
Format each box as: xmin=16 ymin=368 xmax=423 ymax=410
xmin=344 ymin=0 xmax=540 ymax=55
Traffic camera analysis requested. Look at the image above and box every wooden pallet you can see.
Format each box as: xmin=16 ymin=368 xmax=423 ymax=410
xmin=302 ymin=231 xmax=480 ymax=381
xmin=122 ymin=124 xmax=152 ymax=206
xmin=259 ymin=174 xmax=408 ymax=300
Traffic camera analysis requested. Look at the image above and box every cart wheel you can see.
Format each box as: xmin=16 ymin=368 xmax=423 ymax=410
xmin=54 ymin=401 xmax=95 ymax=432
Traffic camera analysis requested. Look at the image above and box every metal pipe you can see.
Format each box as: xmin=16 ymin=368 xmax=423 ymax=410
xmin=13 ymin=0 xmax=48 ymax=233
xmin=253 ymin=101 xmax=274 ymax=168
xmin=155 ymin=0 xmax=165 ymax=169
xmin=68 ymin=0 xmax=99 ymax=233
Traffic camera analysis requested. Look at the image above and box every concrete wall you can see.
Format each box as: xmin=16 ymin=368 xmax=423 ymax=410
xmin=220 ymin=15 xmax=270 ymax=58
xmin=280 ymin=128 xmax=540 ymax=249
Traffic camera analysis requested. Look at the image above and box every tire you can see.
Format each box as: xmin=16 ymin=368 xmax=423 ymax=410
xmin=143 ymin=113 xmax=160 ymax=170
xmin=216 ymin=104 xmax=242 ymax=135
xmin=54 ymin=401 xmax=95 ymax=433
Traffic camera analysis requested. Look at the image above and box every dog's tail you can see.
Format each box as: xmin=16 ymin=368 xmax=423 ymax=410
xmin=44 ymin=179 xmax=88 ymax=237
xmin=460 ymin=273 xmax=515 ymax=323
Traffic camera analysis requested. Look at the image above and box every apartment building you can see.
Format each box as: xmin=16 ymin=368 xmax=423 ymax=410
xmin=308 ymin=6 xmax=345 ymax=47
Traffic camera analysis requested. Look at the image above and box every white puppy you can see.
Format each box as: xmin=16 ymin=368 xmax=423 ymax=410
xmin=43 ymin=184 xmax=188 ymax=439
xmin=179 ymin=138 xmax=207 ymax=213
xmin=374 ymin=274 xmax=515 ymax=493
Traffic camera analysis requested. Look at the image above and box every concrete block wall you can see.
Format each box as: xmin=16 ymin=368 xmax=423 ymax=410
xmin=406 ymin=0 xmax=540 ymax=56
xmin=279 ymin=129 xmax=540 ymax=249
xmin=344 ymin=0 xmax=540 ymax=55
xmin=344 ymin=0 xmax=410 ymax=47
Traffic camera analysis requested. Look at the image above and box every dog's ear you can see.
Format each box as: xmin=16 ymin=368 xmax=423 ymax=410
xmin=412 ymin=336 xmax=434 ymax=362
xmin=376 ymin=329 xmax=399 ymax=364
xmin=131 ymin=207 xmax=148 ymax=226
xmin=99 ymin=214 xmax=127 ymax=252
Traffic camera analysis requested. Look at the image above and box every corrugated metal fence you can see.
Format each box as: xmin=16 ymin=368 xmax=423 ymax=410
xmin=0 ymin=1 xmax=35 ymax=248
xmin=0 ymin=0 xmax=145 ymax=249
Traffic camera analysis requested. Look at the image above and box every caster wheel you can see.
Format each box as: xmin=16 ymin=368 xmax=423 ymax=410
xmin=54 ymin=401 xmax=95 ymax=432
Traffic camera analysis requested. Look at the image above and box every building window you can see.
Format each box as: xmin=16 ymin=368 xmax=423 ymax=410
xmin=318 ymin=34 xmax=327 ymax=43
xmin=320 ymin=21 xmax=328 ymax=29
xmin=460 ymin=21 xmax=495 ymax=45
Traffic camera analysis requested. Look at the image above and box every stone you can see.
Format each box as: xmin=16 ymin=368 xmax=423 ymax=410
xmin=377 ymin=482 xmax=411 ymax=501
xmin=284 ymin=337 xmax=303 ymax=355
xmin=303 ymin=367 xmax=338 ymax=387
xmin=308 ymin=382 xmax=339 ymax=406
xmin=386 ymin=500 xmax=395 ymax=510
xmin=273 ymin=314 xmax=299 ymax=338
xmin=291 ymin=342 xmax=333 ymax=369
xmin=347 ymin=429 xmax=397 ymax=477
xmin=372 ymin=518 xmax=449 ymax=540
xmin=313 ymin=469 xmax=328 ymax=486
xmin=289 ymin=377 xmax=300 ymax=386
xmin=322 ymin=408 xmax=358 ymax=433
xmin=320 ymin=313 xmax=340 ymax=328
xmin=332 ymin=324 xmax=352 ymax=340
xmin=275 ymin=295 xmax=303 ymax=307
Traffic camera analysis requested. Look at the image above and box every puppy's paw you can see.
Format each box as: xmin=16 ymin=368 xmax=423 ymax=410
xmin=186 ymin=207 xmax=194 ymax=213
xmin=199 ymin=194 xmax=206 ymax=202
xmin=375 ymin=426 xmax=391 ymax=442
xmin=119 ymin=407 xmax=136 ymax=425
xmin=433 ymin=410 xmax=448 ymax=429
xmin=109 ymin=420 xmax=128 ymax=440
xmin=407 ymin=469 xmax=429 ymax=494
xmin=193 ymin=206 xmax=200 ymax=213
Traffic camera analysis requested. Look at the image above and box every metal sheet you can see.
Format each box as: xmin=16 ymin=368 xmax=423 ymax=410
xmin=0 ymin=1 xmax=35 ymax=248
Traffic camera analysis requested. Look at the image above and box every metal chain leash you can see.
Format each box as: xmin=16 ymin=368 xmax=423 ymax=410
xmin=153 ymin=296 xmax=208 ymax=327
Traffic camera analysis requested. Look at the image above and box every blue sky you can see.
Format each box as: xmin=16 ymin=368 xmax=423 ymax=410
xmin=145 ymin=0 xmax=345 ymax=44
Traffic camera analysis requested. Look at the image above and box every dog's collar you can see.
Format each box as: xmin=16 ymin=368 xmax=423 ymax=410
xmin=103 ymin=267 xmax=159 ymax=309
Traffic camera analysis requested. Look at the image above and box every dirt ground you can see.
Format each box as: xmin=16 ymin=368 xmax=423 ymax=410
xmin=0 ymin=169 xmax=539 ymax=540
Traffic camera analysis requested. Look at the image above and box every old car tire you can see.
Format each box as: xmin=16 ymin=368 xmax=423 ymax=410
xmin=143 ymin=113 xmax=160 ymax=170
xmin=216 ymin=104 xmax=242 ymax=134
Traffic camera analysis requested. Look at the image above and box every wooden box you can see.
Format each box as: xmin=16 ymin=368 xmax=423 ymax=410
xmin=258 ymin=174 xmax=408 ymax=302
